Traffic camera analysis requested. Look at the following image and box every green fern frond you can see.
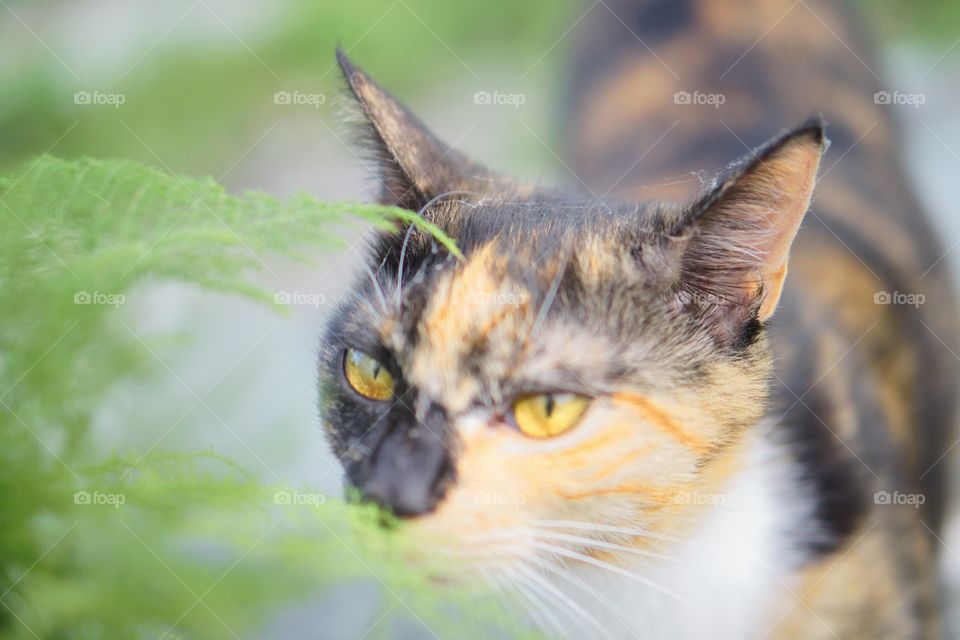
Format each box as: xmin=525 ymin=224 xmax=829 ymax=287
xmin=0 ymin=156 xmax=529 ymax=639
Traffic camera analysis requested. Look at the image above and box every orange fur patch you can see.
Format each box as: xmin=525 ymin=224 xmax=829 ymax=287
xmin=611 ymin=392 xmax=710 ymax=452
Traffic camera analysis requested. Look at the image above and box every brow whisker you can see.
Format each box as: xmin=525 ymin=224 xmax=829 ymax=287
xmin=359 ymin=259 xmax=388 ymax=313
xmin=395 ymin=223 xmax=417 ymax=311
xmin=529 ymin=252 xmax=569 ymax=339
xmin=395 ymin=189 xmax=479 ymax=311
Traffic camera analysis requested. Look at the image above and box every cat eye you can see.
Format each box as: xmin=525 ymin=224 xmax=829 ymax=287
xmin=343 ymin=349 xmax=394 ymax=401
xmin=512 ymin=393 xmax=590 ymax=439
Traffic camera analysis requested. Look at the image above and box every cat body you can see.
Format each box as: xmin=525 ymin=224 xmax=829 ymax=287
xmin=568 ymin=1 xmax=959 ymax=636
xmin=319 ymin=1 xmax=959 ymax=637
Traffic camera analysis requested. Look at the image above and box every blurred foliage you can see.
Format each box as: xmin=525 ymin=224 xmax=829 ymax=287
xmin=0 ymin=1 xmax=958 ymax=635
xmin=2 ymin=0 xmax=959 ymax=176
xmin=865 ymin=0 xmax=960 ymax=45
xmin=0 ymin=156 xmax=525 ymax=639
xmin=2 ymin=0 xmax=957 ymax=175
xmin=0 ymin=0 xmax=576 ymax=174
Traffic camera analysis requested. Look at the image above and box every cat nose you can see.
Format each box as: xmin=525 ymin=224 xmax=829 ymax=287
xmin=360 ymin=409 xmax=455 ymax=517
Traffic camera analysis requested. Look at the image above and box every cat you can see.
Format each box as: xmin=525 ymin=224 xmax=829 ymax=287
xmin=318 ymin=0 xmax=960 ymax=637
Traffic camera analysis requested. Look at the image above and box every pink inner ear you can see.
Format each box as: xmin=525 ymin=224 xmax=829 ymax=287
xmin=747 ymin=141 xmax=822 ymax=320
xmin=674 ymin=127 xmax=824 ymax=338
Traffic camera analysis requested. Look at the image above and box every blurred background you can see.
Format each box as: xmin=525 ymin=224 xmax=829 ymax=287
xmin=2 ymin=0 xmax=960 ymax=636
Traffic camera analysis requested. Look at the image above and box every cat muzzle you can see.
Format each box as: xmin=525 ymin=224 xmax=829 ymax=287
xmin=359 ymin=406 xmax=455 ymax=517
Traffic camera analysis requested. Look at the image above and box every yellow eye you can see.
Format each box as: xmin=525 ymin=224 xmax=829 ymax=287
xmin=512 ymin=393 xmax=590 ymax=439
xmin=344 ymin=349 xmax=394 ymax=401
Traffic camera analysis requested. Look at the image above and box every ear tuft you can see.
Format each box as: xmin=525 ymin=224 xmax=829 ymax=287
xmin=687 ymin=117 xmax=826 ymax=222
xmin=336 ymin=50 xmax=511 ymax=212
xmin=673 ymin=119 xmax=827 ymax=348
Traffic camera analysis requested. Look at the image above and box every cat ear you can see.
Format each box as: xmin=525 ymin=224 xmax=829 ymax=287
xmin=672 ymin=119 xmax=826 ymax=344
xmin=336 ymin=49 xmax=511 ymax=211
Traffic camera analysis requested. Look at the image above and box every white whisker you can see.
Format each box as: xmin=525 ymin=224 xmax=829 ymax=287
xmin=527 ymin=540 xmax=695 ymax=609
xmin=467 ymin=527 xmax=674 ymax=562
xmin=359 ymin=259 xmax=388 ymax=313
xmin=529 ymin=252 xmax=569 ymax=338
xmin=514 ymin=563 xmax=615 ymax=640
xmin=510 ymin=570 xmax=568 ymax=636
xmin=530 ymin=528 xmax=676 ymax=562
xmin=530 ymin=519 xmax=680 ymax=543
xmin=395 ymin=189 xmax=479 ymax=311
xmin=395 ymin=223 xmax=417 ymax=311
xmin=529 ymin=559 xmax=636 ymax=638
xmin=470 ymin=566 xmax=514 ymax=635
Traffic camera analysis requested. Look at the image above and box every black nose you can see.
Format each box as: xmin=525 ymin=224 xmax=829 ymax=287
xmin=359 ymin=409 xmax=455 ymax=517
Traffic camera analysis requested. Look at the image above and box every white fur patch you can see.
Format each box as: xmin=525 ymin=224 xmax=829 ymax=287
xmin=545 ymin=430 xmax=817 ymax=639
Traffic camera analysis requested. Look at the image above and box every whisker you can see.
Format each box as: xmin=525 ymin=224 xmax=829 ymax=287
xmin=530 ymin=519 xmax=680 ymax=543
xmin=531 ymin=558 xmax=634 ymax=625
xmin=530 ymin=529 xmax=676 ymax=562
xmin=529 ymin=252 xmax=569 ymax=339
xmin=514 ymin=563 xmax=615 ymax=640
xmin=394 ymin=189 xmax=478 ymax=311
xmin=527 ymin=540 xmax=695 ymax=609
xmin=359 ymin=259 xmax=388 ymax=313
xmin=469 ymin=527 xmax=675 ymax=562
xmin=473 ymin=566 xmax=522 ymax=635
xmin=510 ymin=570 xmax=568 ymax=636
xmin=373 ymin=253 xmax=390 ymax=276
xmin=395 ymin=223 xmax=416 ymax=311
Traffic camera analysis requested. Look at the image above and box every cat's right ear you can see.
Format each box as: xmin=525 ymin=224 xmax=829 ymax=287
xmin=666 ymin=119 xmax=826 ymax=348
xmin=337 ymin=50 xmax=511 ymax=211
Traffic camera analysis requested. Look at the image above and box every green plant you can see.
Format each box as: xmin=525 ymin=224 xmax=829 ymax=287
xmin=0 ymin=0 xmax=576 ymax=172
xmin=0 ymin=156 xmax=526 ymax=639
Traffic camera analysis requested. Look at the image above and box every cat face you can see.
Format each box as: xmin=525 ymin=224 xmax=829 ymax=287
xmin=319 ymin=51 xmax=824 ymax=573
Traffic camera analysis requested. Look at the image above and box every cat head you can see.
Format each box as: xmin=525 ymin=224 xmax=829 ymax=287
xmin=319 ymin=51 xmax=824 ymax=570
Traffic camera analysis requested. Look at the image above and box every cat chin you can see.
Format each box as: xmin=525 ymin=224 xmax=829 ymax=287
xmin=395 ymin=535 xmax=529 ymax=592
xmin=394 ymin=515 xmax=545 ymax=577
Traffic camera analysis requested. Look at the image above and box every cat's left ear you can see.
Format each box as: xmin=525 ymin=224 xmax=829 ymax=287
xmin=337 ymin=50 xmax=513 ymax=211
xmin=671 ymin=119 xmax=827 ymax=342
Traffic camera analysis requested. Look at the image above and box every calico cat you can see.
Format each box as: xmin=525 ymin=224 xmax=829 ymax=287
xmin=318 ymin=1 xmax=959 ymax=638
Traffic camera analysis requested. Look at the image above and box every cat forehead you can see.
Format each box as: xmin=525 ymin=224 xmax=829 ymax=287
xmin=375 ymin=245 xmax=619 ymax=411
xmin=447 ymin=197 xmax=662 ymax=250
xmin=378 ymin=194 xmax=660 ymax=250
xmin=327 ymin=197 xmax=703 ymax=410
xmin=361 ymin=239 xmax=666 ymax=410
